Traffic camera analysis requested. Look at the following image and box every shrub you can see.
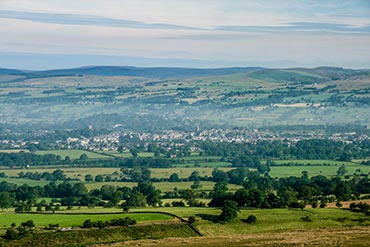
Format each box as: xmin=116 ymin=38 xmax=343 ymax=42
xmin=82 ymin=217 xmax=136 ymax=229
xmin=244 ymin=215 xmax=257 ymax=224
xmin=171 ymin=201 xmax=185 ymax=207
xmin=301 ymin=216 xmax=312 ymax=222
xmin=3 ymin=228 xmax=18 ymax=240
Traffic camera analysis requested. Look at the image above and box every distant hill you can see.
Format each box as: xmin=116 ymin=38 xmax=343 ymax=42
xmin=0 ymin=65 xmax=368 ymax=80
xmin=9 ymin=66 xmax=263 ymax=78
xmin=0 ymin=68 xmax=27 ymax=75
xmin=0 ymin=65 xmax=369 ymax=128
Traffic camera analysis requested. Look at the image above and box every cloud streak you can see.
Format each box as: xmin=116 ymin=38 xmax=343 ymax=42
xmin=216 ymin=22 xmax=370 ymax=34
xmin=1 ymin=10 xmax=369 ymax=34
xmin=0 ymin=10 xmax=202 ymax=30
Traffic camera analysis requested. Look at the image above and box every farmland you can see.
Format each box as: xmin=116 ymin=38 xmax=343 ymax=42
xmin=0 ymin=66 xmax=369 ymax=246
xmin=0 ymin=207 xmax=369 ymax=247
xmin=0 ymin=212 xmax=173 ymax=228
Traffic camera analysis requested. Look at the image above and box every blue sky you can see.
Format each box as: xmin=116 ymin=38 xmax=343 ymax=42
xmin=0 ymin=0 xmax=369 ymax=69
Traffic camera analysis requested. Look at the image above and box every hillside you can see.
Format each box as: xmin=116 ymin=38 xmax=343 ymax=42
xmin=0 ymin=66 xmax=369 ymax=130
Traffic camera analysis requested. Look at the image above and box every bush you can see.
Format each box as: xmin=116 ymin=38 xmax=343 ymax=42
xmin=289 ymin=201 xmax=305 ymax=209
xmin=301 ymin=216 xmax=312 ymax=222
xmin=244 ymin=215 xmax=257 ymax=224
xmin=3 ymin=228 xmax=18 ymax=240
xmin=82 ymin=219 xmax=93 ymax=228
xmin=171 ymin=201 xmax=185 ymax=207
xmin=82 ymin=217 xmax=136 ymax=229
xmin=21 ymin=220 xmax=35 ymax=228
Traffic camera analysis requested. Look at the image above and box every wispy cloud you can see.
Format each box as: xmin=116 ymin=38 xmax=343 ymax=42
xmin=0 ymin=10 xmax=202 ymax=30
xmin=1 ymin=10 xmax=368 ymax=34
xmin=216 ymin=22 xmax=370 ymax=34
xmin=0 ymin=1 xmax=369 ymax=69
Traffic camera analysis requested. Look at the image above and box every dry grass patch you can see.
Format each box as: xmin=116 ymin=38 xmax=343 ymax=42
xmin=91 ymin=226 xmax=370 ymax=247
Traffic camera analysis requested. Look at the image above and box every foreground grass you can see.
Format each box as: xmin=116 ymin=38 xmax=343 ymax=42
xmin=92 ymin=226 xmax=370 ymax=247
xmin=127 ymin=207 xmax=370 ymax=235
xmin=0 ymin=207 xmax=369 ymax=247
xmin=0 ymin=224 xmax=197 ymax=247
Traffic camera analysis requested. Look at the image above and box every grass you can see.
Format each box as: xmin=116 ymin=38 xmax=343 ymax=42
xmin=269 ymin=159 xmax=359 ymax=166
xmin=194 ymin=208 xmax=370 ymax=235
xmin=0 ymin=223 xmax=197 ymax=247
xmin=269 ymin=164 xmax=370 ymax=178
xmin=0 ymin=177 xmax=49 ymax=187
xmin=0 ymin=212 xmax=173 ymax=228
xmin=94 ymin=227 xmax=370 ymax=247
xmin=34 ymin=150 xmax=111 ymax=160
xmin=0 ymin=167 xmax=120 ymax=178
xmin=125 ymin=207 xmax=370 ymax=235
xmin=0 ymin=149 xmax=29 ymax=153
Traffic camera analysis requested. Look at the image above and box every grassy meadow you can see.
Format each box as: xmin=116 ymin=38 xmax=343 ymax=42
xmin=35 ymin=150 xmax=111 ymax=159
xmin=0 ymin=212 xmax=173 ymax=228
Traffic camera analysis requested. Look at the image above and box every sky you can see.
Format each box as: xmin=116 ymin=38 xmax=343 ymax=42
xmin=0 ymin=0 xmax=369 ymax=70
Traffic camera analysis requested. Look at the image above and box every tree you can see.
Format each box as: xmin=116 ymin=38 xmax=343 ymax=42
xmin=180 ymin=189 xmax=197 ymax=206
xmin=188 ymin=171 xmax=200 ymax=181
xmin=218 ymin=200 xmax=240 ymax=222
xmin=212 ymin=169 xmax=229 ymax=182
xmin=130 ymin=148 xmax=138 ymax=157
xmin=117 ymin=146 xmax=124 ymax=153
xmin=121 ymin=167 xmax=151 ymax=182
xmin=85 ymin=174 xmax=93 ymax=182
xmin=79 ymin=154 xmax=88 ymax=161
xmin=135 ymin=181 xmax=161 ymax=206
xmin=337 ymin=165 xmax=348 ymax=176
xmin=95 ymin=175 xmax=104 ymax=182
xmin=71 ymin=183 xmax=88 ymax=196
xmin=334 ymin=181 xmax=352 ymax=201
xmin=0 ymin=192 xmax=14 ymax=211
xmin=169 ymin=173 xmax=180 ymax=182
xmin=125 ymin=192 xmax=147 ymax=207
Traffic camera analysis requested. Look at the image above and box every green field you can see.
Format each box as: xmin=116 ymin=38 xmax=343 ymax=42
xmin=0 ymin=212 xmax=173 ymax=228
xmin=269 ymin=159 xmax=359 ymax=166
xmin=0 ymin=149 xmax=29 ymax=153
xmin=269 ymin=161 xmax=370 ymax=178
xmin=127 ymin=207 xmax=370 ymax=235
xmin=1 ymin=207 xmax=368 ymax=234
xmin=0 ymin=177 xmax=49 ymax=187
xmin=35 ymin=150 xmax=111 ymax=160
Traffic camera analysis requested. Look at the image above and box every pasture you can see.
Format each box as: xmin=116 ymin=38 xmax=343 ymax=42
xmin=269 ymin=162 xmax=370 ymax=178
xmin=0 ymin=212 xmax=173 ymax=228
xmin=35 ymin=150 xmax=111 ymax=160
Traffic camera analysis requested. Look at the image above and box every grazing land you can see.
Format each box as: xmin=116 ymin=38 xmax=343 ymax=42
xmin=0 ymin=66 xmax=369 ymax=246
